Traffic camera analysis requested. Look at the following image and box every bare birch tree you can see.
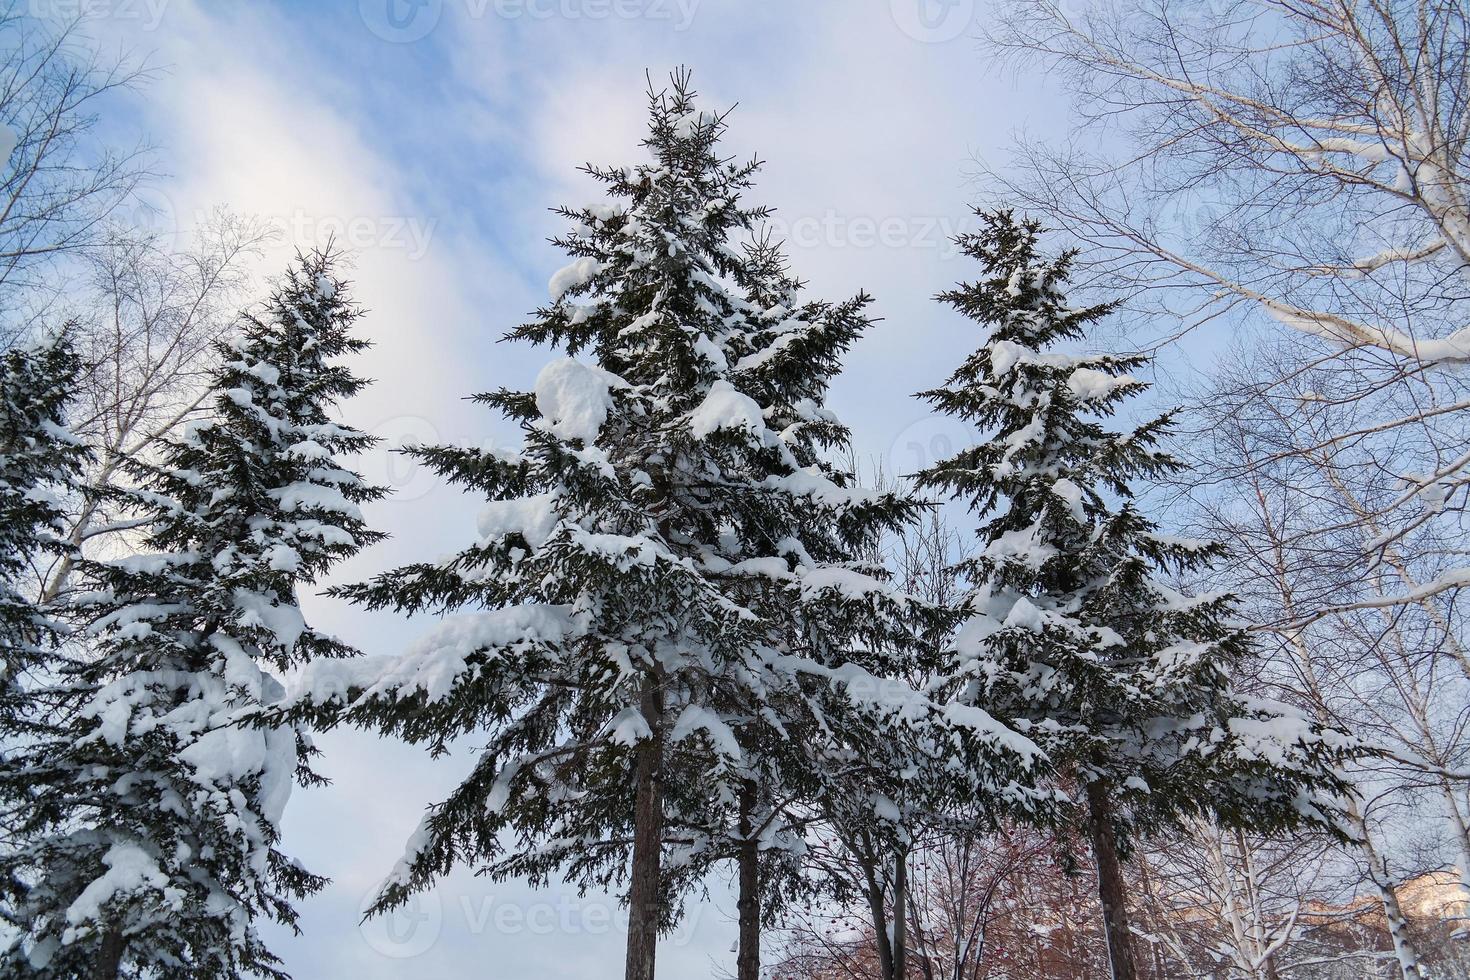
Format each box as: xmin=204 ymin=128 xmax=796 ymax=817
xmin=0 ymin=13 xmax=273 ymax=598
xmin=35 ymin=212 xmax=273 ymax=601
xmin=1172 ymin=338 xmax=1470 ymax=978
xmin=0 ymin=8 xmax=151 ymax=327
xmin=982 ymin=0 xmax=1470 ymax=622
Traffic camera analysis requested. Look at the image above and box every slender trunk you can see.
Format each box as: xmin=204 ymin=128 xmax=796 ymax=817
xmin=1086 ymin=781 xmax=1138 ymax=980
xmin=892 ymin=849 xmax=908 ymax=980
xmin=624 ymin=678 xmax=664 ymax=980
xmin=1200 ymin=826 xmax=1253 ymax=977
xmin=1367 ymin=848 xmax=1427 ymax=980
xmin=1236 ymin=828 xmax=1280 ymax=980
xmin=1349 ymin=806 xmax=1427 ymax=980
xmin=40 ymin=456 xmax=119 ymax=604
xmin=736 ymin=779 xmax=760 ymax=980
xmin=1261 ymin=533 xmax=1426 ymax=980
xmin=1135 ymin=855 xmax=1165 ymax=978
xmin=93 ymin=926 xmax=124 ymax=980
xmin=864 ymin=857 xmax=896 ymax=980
xmin=1440 ymin=780 xmax=1470 ymax=921
xmin=1135 ymin=847 xmax=1188 ymax=975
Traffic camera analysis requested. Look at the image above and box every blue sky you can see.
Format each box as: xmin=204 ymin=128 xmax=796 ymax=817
xmin=57 ymin=1 xmax=1075 ymax=974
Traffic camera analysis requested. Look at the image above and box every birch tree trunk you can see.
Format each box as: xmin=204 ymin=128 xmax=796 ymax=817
xmin=892 ymin=848 xmax=907 ymax=980
xmin=1348 ymin=804 xmax=1428 ymax=980
xmin=1441 ymin=782 xmax=1470 ymax=919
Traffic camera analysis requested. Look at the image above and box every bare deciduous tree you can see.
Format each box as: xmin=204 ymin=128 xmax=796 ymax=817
xmin=986 ymin=0 xmax=1470 ymax=360
xmin=0 ymin=9 xmax=152 ymax=326
xmin=1175 ymin=339 xmax=1470 ymax=979
xmin=982 ymin=0 xmax=1470 ymax=624
xmin=0 ymin=14 xmax=273 ymax=604
xmin=37 ymin=212 xmax=274 ymax=601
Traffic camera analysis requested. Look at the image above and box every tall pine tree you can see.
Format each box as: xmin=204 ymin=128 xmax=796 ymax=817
xmin=673 ymin=235 xmax=1020 ymax=980
xmin=915 ymin=211 xmax=1354 ymax=980
xmin=0 ymin=250 xmax=384 ymax=978
xmin=290 ymin=73 xmax=1038 ymax=980
xmin=0 ymin=330 xmax=87 ymax=741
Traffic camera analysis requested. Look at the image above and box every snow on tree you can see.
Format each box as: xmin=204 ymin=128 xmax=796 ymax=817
xmin=0 ymin=330 xmax=86 ymax=739
xmin=38 ymin=215 xmax=276 ymax=608
xmin=0 ymin=250 xmax=385 ymax=978
xmin=284 ymin=72 xmax=1040 ymax=980
xmin=914 ymin=210 xmax=1358 ymax=980
xmin=676 ymin=236 xmax=1034 ymax=980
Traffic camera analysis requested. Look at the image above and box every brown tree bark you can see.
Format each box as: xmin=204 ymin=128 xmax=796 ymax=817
xmin=93 ymin=925 xmax=125 ymax=980
xmin=624 ymin=678 xmax=665 ymax=980
xmin=864 ymin=858 xmax=897 ymax=980
xmin=736 ymin=779 xmax=760 ymax=980
xmin=1086 ymin=781 xmax=1139 ymax=980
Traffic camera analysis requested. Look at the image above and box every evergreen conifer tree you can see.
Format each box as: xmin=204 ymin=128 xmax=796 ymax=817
xmin=0 ymin=250 xmax=384 ymax=978
xmin=295 ymin=73 xmax=1039 ymax=980
xmin=0 ymin=332 xmax=85 ymax=734
xmin=0 ymin=331 xmax=86 ymax=741
xmin=914 ymin=211 xmax=1354 ymax=980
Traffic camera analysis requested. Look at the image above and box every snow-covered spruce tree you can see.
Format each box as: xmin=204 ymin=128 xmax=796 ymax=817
xmin=295 ymin=73 xmax=1033 ymax=980
xmin=914 ymin=211 xmax=1355 ymax=980
xmin=0 ymin=250 xmax=384 ymax=978
xmin=691 ymin=236 xmax=1024 ymax=980
xmin=0 ymin=330 xmax=86 ymax=742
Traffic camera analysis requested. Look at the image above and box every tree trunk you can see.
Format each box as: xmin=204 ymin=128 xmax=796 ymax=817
xmin=1236 ymin=829 xmax=1281 ymax=980
xmin=93 ymin=925 xmax=125 ymax=980
xmin=892 ymin=849 xmax=908 ymax=980
xmin=1439 ymin=780 xmax=1470 ymax=921
xmin=1350 ymin=806 xmax=1428 ymax=980
xmin=1367 ymin=848 xmax=1427 ymax=980
xmin=624 ymin=678 xmax=665 ymax=980
xmin=865 ymin=860 xmax=896 ymax=980
xmin=1086 ymin=781 xmax=1138 ymax=980
xmin=736 ymin=779 xmax=760 ymax=980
